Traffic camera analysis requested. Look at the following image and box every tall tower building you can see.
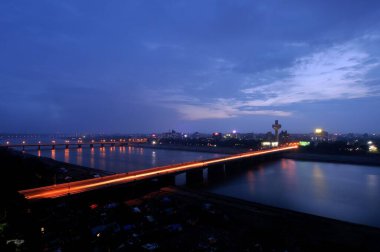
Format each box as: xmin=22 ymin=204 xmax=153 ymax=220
xmin=272 ymin=120 xmax=282 ymax=142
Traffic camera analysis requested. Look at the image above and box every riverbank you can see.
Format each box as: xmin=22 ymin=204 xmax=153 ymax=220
xmin=0 ymin=147 xmax=114 ymax=191
xmin=130 ymin=143 xmax=246 ymax=154
xmin=282 ymin=152 xmax=380 ymax=166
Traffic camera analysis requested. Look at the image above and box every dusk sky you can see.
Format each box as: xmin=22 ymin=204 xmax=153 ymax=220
xmin=1 ymin=0 xmax=380 ymax=134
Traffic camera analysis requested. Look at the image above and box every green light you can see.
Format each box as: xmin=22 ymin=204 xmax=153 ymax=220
xmin=299 ymin=141 xmax=310 ymax=146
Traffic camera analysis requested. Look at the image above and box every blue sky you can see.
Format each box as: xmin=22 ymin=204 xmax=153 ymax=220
xmin=1 ymin=0 xmax=380 ymax=134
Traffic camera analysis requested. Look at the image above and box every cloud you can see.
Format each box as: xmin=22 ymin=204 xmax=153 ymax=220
xmin=154 ymin=92 xmax=292 ymax=120
xmin=242 ymin=41 xmax=379 ymax=106
xmin=143 ymin=42 xmax=183 ymax=51
xmin=152 ymin=37 xmax=380 ymax=121
xmin=175 ymin=103 xmax=291 ymax=120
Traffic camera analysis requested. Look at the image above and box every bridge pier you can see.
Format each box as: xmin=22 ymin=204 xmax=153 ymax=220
xmin=207 ymin=165 xmax=226 ymax=181
xmin=51 ymin=145 xmax=55 ymax=150
xmin=65 ymin=144 xmax=69 ymax=149
xmin=22 ymin=145 xmax=25 ymax=151
xmin=159 ymin=174 xmax=176 ymax=186
xmin=90 ymin=144 xmax=94 ymax=148
xmin=111 ymin=143 xmax=115 ymax=147
xmin=186 ymin=169 xmax=204 ymax=185
xmin=224 ymin=163 xmax=243 ymax=176
xmin=78 ymin=144 xmax=82 ymax=148
xmin=38 ymin=145 xmax=41 ymax=150
xmin=101 ymin=143 xmax=104 ymax=148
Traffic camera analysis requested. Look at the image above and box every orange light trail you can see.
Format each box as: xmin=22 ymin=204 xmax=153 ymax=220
xmin=19 ymin=146 xmax=297 ymax=200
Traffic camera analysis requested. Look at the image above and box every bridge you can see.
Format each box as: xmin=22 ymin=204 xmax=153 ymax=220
xmin=1 ymin=140 xmax=126 ymax=150
xmin=19 ymin=145 xmax=298 ymax=200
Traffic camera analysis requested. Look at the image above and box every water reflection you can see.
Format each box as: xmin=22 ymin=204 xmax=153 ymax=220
xmin=367 ymin=174 xmax=379 ymax=197
xmin=281 ymin=159 xmax=297 ymax=188
xmin=76 ymin=148 xmax=83 ymax=166
xmin=208 ymin=159 xmax=380 ymax=228
xmin=151 ymin=151 xmax=157 ymax=166
xmin=311 ymin=164 xmax=327 ymax=199
xmin=30 ymin=146 xmax=224 ymax=174
xmin=246 ymin=170 xmax=255 ymax=193
xmin=64 ymin=149 xmax=70 ymax=163
xmin=90 ymin=148 xmax=95 ymax=168
xmin=119 ymin=146 xmax=126 ymax=153
xmin=51 ymin=149 xmax=56 ymax=160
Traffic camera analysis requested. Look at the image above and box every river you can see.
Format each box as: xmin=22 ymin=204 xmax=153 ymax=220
xmin=27 ymin=146 xmax=224 ymax=173
xmin=206 ymin=158 xmax=380 ymax=228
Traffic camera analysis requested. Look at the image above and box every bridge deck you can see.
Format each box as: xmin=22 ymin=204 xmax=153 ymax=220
xmin=1 ymin=142 xmax=121 ymax=147
xmin=19 ymin=146 xmax=297 ymax=200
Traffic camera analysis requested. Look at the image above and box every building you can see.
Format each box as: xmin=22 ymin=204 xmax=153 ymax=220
xmin=272 ymin=120 xmax=282 ymax=142
xmin=312 ymin=128 xmax=328 ymax=142
xmin=211 ymin=132 xmax=223 ymax=141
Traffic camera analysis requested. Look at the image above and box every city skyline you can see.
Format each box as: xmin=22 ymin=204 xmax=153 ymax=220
xmin=1 ymin=1 xmax=380 ymax=133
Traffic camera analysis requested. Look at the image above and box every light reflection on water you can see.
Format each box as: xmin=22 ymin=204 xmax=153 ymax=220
xmin=207 ymin=159 xmax=380 ymax=228
xmin=28 ymin=146 xmax=224 ymax=173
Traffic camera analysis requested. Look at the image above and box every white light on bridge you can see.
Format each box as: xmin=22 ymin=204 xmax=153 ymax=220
xmin=6 ymin=141 xmax=10 ymax=145
xmin=22 ymin=141 xmax=26 ymax=144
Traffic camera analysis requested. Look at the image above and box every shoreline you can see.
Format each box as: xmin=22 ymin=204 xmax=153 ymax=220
xmin=0 ymin=147 xmax=114 ymax=190
xmin=130 ymin=143 xmax=246 ymax=154
xmin=282 ymin=152 xmax=380 ymax=167
xmin=176 ymin=186 xmax=380 ymax=230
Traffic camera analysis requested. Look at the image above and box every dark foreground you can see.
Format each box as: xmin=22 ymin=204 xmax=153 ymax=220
xmin=1 ymin=147 xmax=380 ymax=251
xmin=4 ymin=185 xmax=380 ymax=251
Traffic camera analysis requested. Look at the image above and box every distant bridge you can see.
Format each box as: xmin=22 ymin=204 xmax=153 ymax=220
xmin=1 ymin=141 xmax=126 ymax=150
xmin=19 ymin=145 xmax=298 ymax=200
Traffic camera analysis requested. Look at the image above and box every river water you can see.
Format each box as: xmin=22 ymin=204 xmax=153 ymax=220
xmin=26 ymin=147 xmax=380 ymax=228
xmin=206 ymin=159 xmax=380 ymax=228
xmin=27 ymin=146 xmax=224 ymax=173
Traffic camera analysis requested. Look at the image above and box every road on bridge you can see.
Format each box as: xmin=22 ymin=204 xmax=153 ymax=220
xmin=19 ymin=146 xmax=298 ymax=200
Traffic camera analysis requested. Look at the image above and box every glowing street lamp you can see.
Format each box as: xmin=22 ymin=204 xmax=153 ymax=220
xmin=52 ymin=140 xmax=56 ymax=144
xmin=22 ymin=141 xmax=26 ymax=144
xmin=6 ymin=141 xmax=9 ymax=145
xmin=315 ymin=128 xmax=323 ymax=134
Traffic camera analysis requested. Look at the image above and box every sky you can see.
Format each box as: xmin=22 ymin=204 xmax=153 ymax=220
xmin=1 ymin=0 xmax=380 ymax=134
